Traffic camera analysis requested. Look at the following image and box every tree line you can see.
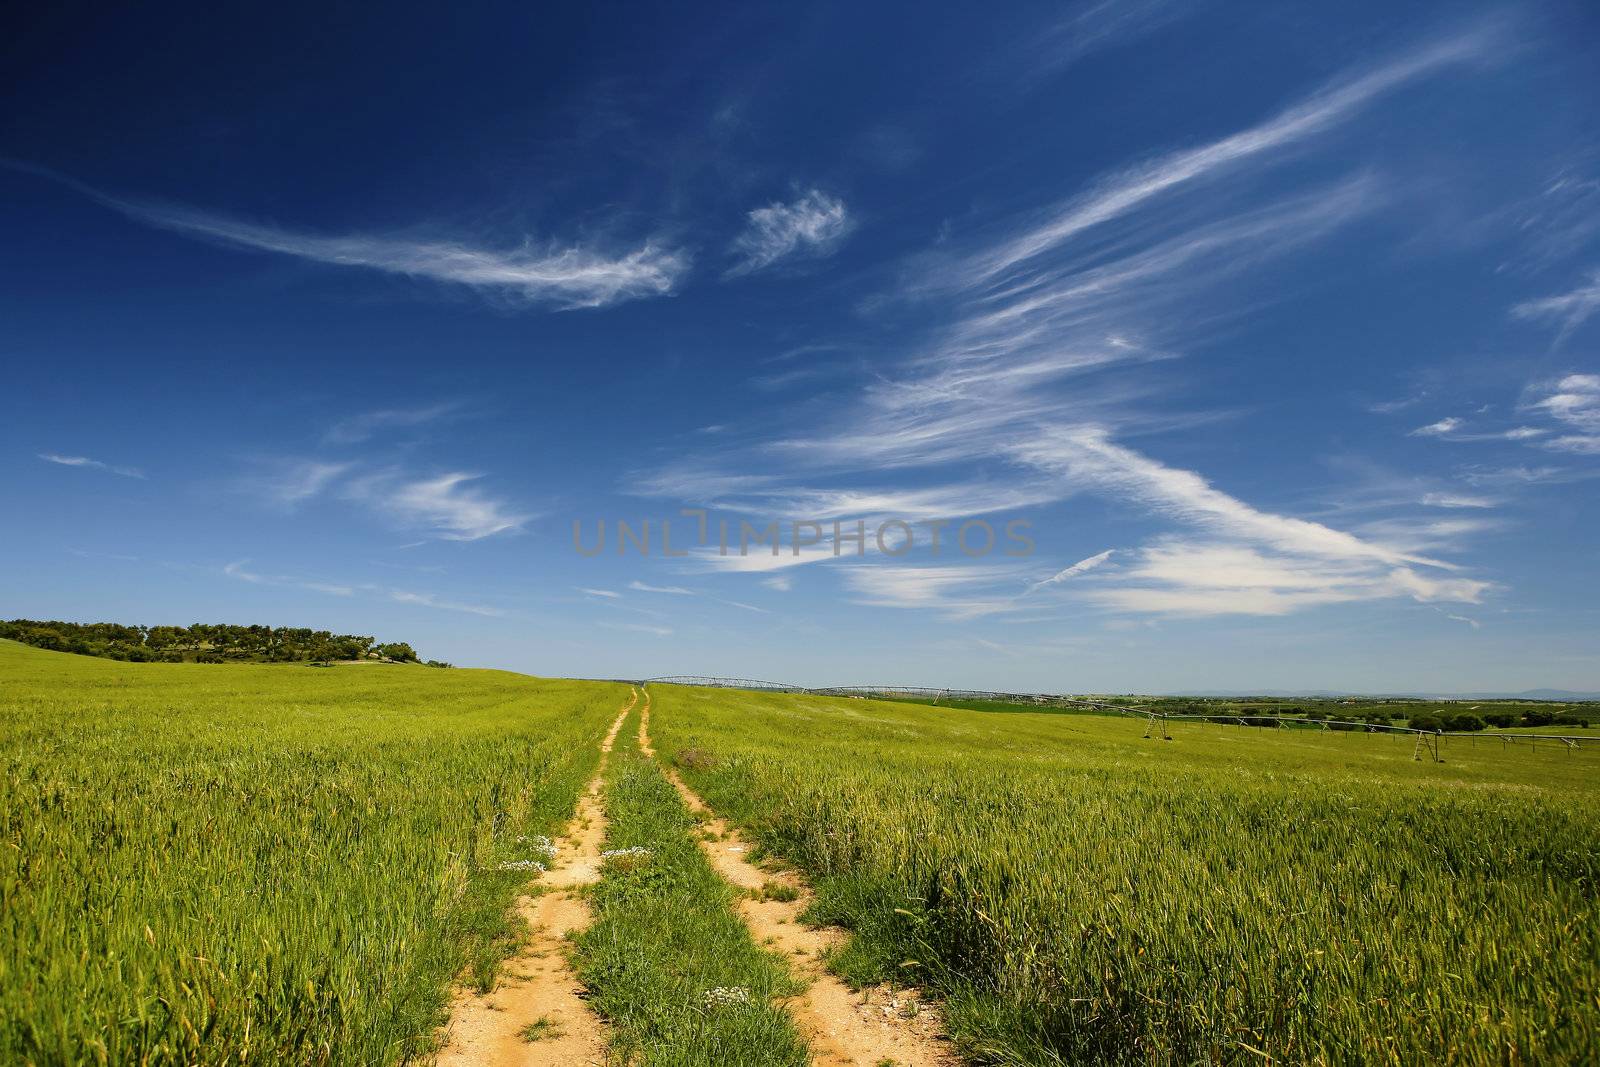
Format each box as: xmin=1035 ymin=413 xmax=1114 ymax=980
xmin=0 ymin=619 xmax=449 ymax=666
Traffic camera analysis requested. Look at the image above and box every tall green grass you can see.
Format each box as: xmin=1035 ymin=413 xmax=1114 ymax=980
xmin=650 ymin=685 xmax=1600 ymax=1065
xmin=575 ymin=711 xmax=809 ymax=1066
xmin=0 ymin=640 xmax=623 ymax=1065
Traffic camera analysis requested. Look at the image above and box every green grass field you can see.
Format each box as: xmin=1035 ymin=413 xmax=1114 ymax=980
xmin=649 ymin=684 xmax=1600 ymax=1065
xmin=0 ymin=640 xmax=624 ymax=1066
xmin=5 ymin=641 xmax=1598 ymax=1065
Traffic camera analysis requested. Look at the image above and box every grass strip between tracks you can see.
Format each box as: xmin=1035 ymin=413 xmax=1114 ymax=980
xmin=574 ymin=711 xmax=810 ymax=1067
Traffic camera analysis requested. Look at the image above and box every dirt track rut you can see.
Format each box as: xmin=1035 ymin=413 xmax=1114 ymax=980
xmin=434 ymin=690 xmax=635 ymax=1067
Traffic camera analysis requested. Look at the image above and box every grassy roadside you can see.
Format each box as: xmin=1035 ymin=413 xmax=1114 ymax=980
xmin=574 ymin=712 xmax=809 ymax=1067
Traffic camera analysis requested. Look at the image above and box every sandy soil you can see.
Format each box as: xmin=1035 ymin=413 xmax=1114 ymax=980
xmin=640 ymin=690 xmax=959 ymax=1067
xmin=433 ymin=690 xmax=636 ymax=1067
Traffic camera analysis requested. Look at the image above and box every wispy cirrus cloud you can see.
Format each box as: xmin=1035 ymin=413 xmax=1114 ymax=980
xmin=727 ymin=189 xmax=851 ymax=276
xmin=964 ymin=24 xmax=1499 ymax=281
xmin=245 ymin=459 xmax=355 ymax=508
xmin=222 ymin=559 xmax=354 ymax=597
xmin=1512 ymin=269 xmax=1600 ymax=343
xmin=845 ymin=563 xmax=1031 ymax=620
xmin=324 ymin=403 xmax=463 ymax=445
xmin=8 ymin=163 xmax=689 ymax=309
xmin=628 ymin=579 xmax=696 ymax=595
xmin=221 ymin=559 xmax=503 ymax=615
xmin=1429 ymin=372 xmax=1600 ymax=457
xmin=38 ymin=452 xmax=145 ymax=478
xmin=1010 ymin=0 xmax=1195 ymax=85
xmin=238 ymin=458 xmax=528 ymax=541
xmin=600 ymin=621 xmax=673 ymax=638
xmin=624 ymin=578 xmax=768 ymax=613
xmin=1525 ymin=372 xmax=1600 ymax=453
xmin=347 ymin=471 xmax=530 ymax=541
xmin=1013 ymin=427 xmax=1448 ymax=568
xmin=635 ymin=27 xmax=1500 ymax=622
xmin=1407 ymin=417 xmax=1546 ymax=442
xmin=1068 ymin=538 xmax=1490 ymax=619
xmin=1024 ymin=549 xmax=1115 ymax=594
xmin=388 ymin=589 xmax=504 ymax=616
xmin=1421 ymin=492 xmax=1495 ymax=509
xmin=1411 ymin=417 xmax=1463 ymax=437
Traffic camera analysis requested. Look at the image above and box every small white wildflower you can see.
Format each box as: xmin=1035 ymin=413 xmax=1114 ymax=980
xmin=515 ymin=834 xmax=557 ymax=857
xmin=703 ymin=986 xmax=752 ymax=1007
xmin=496 ymin=859 xmax=547 ymax=872
xmin=601 ymin=846 xmax=653 ymax=860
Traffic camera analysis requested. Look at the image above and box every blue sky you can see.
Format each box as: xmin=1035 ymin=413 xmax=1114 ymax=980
xmin=3 ymin=1 xmax=1598 ymax=692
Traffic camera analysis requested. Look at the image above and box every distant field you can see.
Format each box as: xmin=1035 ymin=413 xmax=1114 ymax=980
xmin=870 ymin=691 xmax=1599 ymax=727
xmin=0 ymin=640 xmax=624 ymax=1065
xmin=651 ymin=684 xmax=1600 ymax=1065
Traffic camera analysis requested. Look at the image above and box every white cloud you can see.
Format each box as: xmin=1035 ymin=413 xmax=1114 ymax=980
xmin=1420 ymin=492 xmax=1495 ymax=508
xmin=845 ymin=564 xmax=1030 ymax=620
xmin=616 ymin=578 xmax=767 ymax=614
xmin=1025 ymin=549 xmax=1115 ymax=594
xmin=967 ymin=26 xmax=1497 ymax=279
xmin=1367 ymin=393 xmax=1426 ymax=414
xmin=388 ymin=589 xmax=504 ymax=616
xmin=1010 ymin=0 xmax=1193 ymax=85
xmin=1408 ymin=420 xmax=1546 ymax=443
xmin=38 ymin=453 xmax=144 ymax=479
xmin=239 ymin=460 xmax=528 ymax=541
xmin=1013 ymin=427 xmax=1447 ymax=568
xmin=686 ymin=542 xmax=845 ymax=573
xmin=1512 ymin=269 xmax=1600 ymax=342
xmin=324 ymin=403 xmax=461 ymax=445
xmin=1531 ymin=373 xmax=1600 ymax=431
xmin=249 ymin=459 xmax=354 ymax=508
xmin=22 ymin=165 xmax=689 ymax=309
xmin=1081 ymin=541 xmax=1488 ymax=618
xmin=762 ymin=575 xmax=793 ymax=592
xmin=142 ymin=205 xmax=688 ymax=309
xmin=578 ymin=587 xmax=622 ymax=599
xmin=600 ymin=621 xmax=673 ymax=638
xmin=222 ymin=559 xmax=354 ymax=597
xmin=1548 ymin=435 xmax=1600 ymax=454
xmin=627 ymin=29 xmax=1498 ymax=623
xmin=353 ymin=472 xmax=529 ymax=541
xmin=728 ymin=189 xmax=851 ymax=275
xmin=1410 ymin=417 xmax=1463 ymax=437
xmin=1089 ymin=584 xmax=1364 ymax=617
xmin=1386 ymin=566 xmax=1491 ymax=604
xmin=628 ymin=579 xmax=697 ymax=595
xmin=1518 ymin=373 xmax=1600 ymax=454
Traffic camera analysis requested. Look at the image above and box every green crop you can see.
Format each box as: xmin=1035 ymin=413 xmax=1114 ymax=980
xmin=0 ymin=640 xmax=624 ymax=1066
xmin=650 ymin=684 xmax=1600 ymax=1065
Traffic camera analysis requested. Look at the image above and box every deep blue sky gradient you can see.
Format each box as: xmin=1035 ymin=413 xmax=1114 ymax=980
xmin=3 ymin=1 xmax=1598 ymax=691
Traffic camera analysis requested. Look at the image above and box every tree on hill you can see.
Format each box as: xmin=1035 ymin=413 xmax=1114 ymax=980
xmin=0 ymin=619 xmax=430 ymax=665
